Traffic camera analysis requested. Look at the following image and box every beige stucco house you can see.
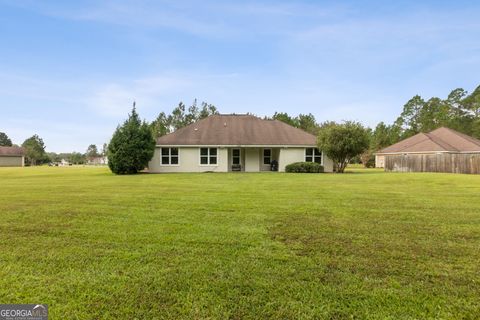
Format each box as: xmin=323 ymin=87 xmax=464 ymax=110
xmin=148 ymin=114 xmax=333 ymax=173
xmin=0 ymin=146 xmax=25 ymax=167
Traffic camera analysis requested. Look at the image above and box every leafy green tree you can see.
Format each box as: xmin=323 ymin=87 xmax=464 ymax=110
xmin=272 ymin=112 xmax=319 ymax=134
xmin=150 ymin=111 xmax=171 ymax=138
xmin=297 ymin=113 xmax=318 ymax=134
xmin=416 ymin=97 xmax=449 ymax=132
xmin=272 ymin=112 xmax=298 ymax=127
xmin=317 ymin=121 xmax=370 ymax=173
xmin=185 ymin=99 xmax=199 ymax=125
xmin=69 ymin=152 xmax=86 ymax=164
xmin=379 ymin=84 xmax=480 ymax=141
xmin=444 ymin=88 xmax=472 ymax=133
xmin=198 ymin=101 xmax=218 ymax=119
xmin=108 ymin=106 xmax=155 ymax=174
xmin=150 ymin=100 xmax=218 ymax=138
xmin=170 ymin=102 xmax=187 ymax=130
xmin=47 ymin=152 xmax=61 ymax=163
xmin=22 ymin=134 xmax=46 ymax=166
xmin=463 ymin=85 xmax=480 ymax=118
xmin=371 ymin=122 xmax=401 ymax=151
xmin=0 ymin=132 xmax=13 ymax=146
xmin=447 ymin=88 xmax=468 ymax=114
xmin=86 ymin=144 xmax=99 ymax=160
xmin=395 ymin=95 xmax=425 ymax=137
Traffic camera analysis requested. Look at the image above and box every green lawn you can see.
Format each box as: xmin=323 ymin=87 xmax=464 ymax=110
xmin=0 ymin=167 xmax=479 ymax=319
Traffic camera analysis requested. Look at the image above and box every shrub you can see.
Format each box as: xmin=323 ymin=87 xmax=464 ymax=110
xmin=285 ymin=162 xmax=324 ymax=173
xmin=360 ymin=150 xmax=376 ymax=168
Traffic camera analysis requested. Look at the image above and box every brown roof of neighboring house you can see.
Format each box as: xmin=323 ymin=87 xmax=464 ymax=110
xmin=378 ymin=127 xmax=480 ymax=154
xmin=156 ymin=114 xmax=317 ymax=146
xmin=0 ymin=146 xmax=25 ymax=156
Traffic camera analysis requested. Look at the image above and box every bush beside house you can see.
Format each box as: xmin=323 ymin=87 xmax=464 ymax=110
xmin=285 ymin=162 xmax=324 ymax=173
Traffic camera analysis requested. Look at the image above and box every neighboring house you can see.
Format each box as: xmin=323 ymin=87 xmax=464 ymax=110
xmin=376 ymin=127 xmax=480 ymax=174
xmin=0 ymin=146 xmax=25 ymax=167
xmin=59 ymin=159 xmax=70 ymax=166
xmin=87 ymin=156 xmax=108 ymax=165
xmin=148 ymin=114 xmax=334 ymax=173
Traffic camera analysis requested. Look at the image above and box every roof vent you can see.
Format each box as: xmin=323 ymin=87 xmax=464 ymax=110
xmin=194 ymin=128 xmax=198 ymax=131
xmin=224 ymin=122 xmax=227 ymax=127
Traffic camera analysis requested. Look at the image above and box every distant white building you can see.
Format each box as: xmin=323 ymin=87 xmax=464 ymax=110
xmin=87 ymin=156 xmax=108 ymax=165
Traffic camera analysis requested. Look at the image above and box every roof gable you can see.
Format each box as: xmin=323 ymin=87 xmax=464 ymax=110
xmin=156 ymin=114 xmax=317 ymax=146
xmin=0 ymin=146 xmax=25 ymax=156
xmin=378 ymin=127 xmax=480 ymax=154
xmin=429 ymin=127 xmax=480 ymax=152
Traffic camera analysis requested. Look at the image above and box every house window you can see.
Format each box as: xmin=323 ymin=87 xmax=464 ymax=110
xmin=200 ymin=148 xmax=217 ymax=165
xmin=232 ymin=149 xmax=241 ymax=165
xmin=263 ymin=149 xmax=271 ymax=165
xmin=305 ymin=148 xmax=322 ymax=164
xmin=161 ymin=148 xmax=179 ymax=165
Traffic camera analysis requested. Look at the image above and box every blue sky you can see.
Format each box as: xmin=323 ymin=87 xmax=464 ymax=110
xmin=1 ymin=0 xmax=480 ymax=152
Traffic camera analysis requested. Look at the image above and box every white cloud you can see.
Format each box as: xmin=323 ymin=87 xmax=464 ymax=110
xmin=86 ymin=73 xmax=241 ymax=118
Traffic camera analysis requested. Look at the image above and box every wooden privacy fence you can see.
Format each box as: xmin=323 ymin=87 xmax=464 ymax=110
xmin=384 ymin=153 xmax=480 ymax=174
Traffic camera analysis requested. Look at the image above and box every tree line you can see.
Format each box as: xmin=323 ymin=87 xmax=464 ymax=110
xmin=0 ymin=132 xmax=107 ymax=166
xmin=264 ymin=85 xmax=480 ymax=167
xmin=3 ymin=84 xmax=478 ymax=171
xmin=150 ymin=99 xmax=219 ymax=138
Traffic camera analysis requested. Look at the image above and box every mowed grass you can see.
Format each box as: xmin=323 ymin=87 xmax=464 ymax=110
xmin=0 ymin=167 xmax=479 ymax=319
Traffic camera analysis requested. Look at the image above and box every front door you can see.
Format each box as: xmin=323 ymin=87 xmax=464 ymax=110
xmin=232 ymin=148 xmax=241 ymax=171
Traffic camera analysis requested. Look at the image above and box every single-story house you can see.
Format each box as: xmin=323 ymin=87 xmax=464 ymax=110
xmin=148 ymin=114 xmax=334 ymax=173
xmin=0 ymin=146 xmax=25 ymax=167
xmin=376 ymin=127 xmax=480 ymax=174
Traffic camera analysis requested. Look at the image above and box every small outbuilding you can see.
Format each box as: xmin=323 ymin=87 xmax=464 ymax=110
xmin=0 ymin=146 xmax=25 ymax=167
xmin=376 ymin=127 xmax=480 ymax=174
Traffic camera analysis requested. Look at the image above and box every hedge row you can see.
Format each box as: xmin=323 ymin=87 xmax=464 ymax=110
xmin=285 ymin=162 xmax=324 ymax=173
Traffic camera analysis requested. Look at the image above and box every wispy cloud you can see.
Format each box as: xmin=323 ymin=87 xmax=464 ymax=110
xmin=87 ymin=75 xmax=192 ymax=117
xmin=0 ymin=0 xmax=345 ymax=38
xmin=86 ymin=72 xmax=243 ymax=118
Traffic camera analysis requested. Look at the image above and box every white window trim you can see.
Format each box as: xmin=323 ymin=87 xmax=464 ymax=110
xmin=304 ymin=148 xmax=323 ymax=165
xmin=160 ymin=147 xmax=180 ymax=166
xmin=232 ymin=148 xmax=241 ymax=165
xmin=199 ymin=147 xmax=219 ymax=166
xmin=263 ymin=148 xmax=272 ymax=165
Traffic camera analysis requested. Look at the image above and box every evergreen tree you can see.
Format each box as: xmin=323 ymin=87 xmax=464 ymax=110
xmin=108 ymin=106 xmax=155 ymax=174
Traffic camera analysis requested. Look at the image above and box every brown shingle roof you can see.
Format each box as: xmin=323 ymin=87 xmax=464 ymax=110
xmin=378 ymin=127 xmax=480 ymax=154
xmin=0 ymin=146 xmax=25 ymax=156
xmin=156 ymin=114 xmax=317 ymax=146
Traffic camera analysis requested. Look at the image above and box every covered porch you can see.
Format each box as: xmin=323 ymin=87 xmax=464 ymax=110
xmin=227 ymin=147 xmax=280 ymax=172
